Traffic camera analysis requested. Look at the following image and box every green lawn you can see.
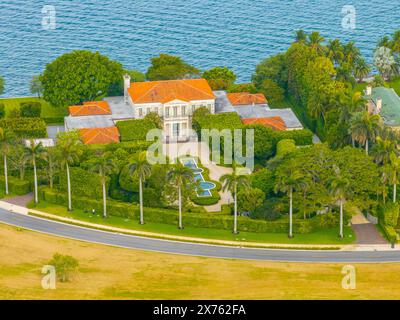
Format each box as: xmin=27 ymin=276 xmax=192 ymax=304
xmin=28 ymin=201 xmax=355 ymax=245
xmin=0 ymin=96 xmax=67 ymax=123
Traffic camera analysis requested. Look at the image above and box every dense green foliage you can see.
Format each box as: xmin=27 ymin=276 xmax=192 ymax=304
xmin=0 ymin=175 xmax=32 ymax=195
xmin=0 ymin=118 xmax=47 ymax=138
xmin=202 ymin=66 xmax=237 ymax=90
xmin=40 ymin=50 xmax=124 ymax=107
xmin=146 ymin=54 xmax=200 ymax=81
xmin=20 ymin=102 xmax=42 ymax=118
xmin=116 ymin=119 xmax=157 ymax=141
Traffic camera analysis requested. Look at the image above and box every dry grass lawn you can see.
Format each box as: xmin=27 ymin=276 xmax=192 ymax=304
xmin=0 ymin=223 xmax=399 ymax=300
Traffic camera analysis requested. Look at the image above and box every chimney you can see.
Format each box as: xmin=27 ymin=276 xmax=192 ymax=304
xmin=366 ymin=85 xmax=372 ymax=96
xmin=376 ymin=98 xmax=382 ymax=113
xmin=124 ymin=74 xmax=131 ymax=104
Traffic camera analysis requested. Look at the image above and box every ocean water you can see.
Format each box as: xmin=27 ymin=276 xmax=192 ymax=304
xmin=0 ymin=0 xmax=399 ymax=97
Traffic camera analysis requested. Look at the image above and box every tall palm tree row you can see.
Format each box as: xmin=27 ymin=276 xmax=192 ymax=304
xmin=274 ymin=166 xmax=305 ymax=238
xmin=56 ymin=131 xmax=82 ymax=211
xmin=88 ymin=152 xmax=117 ymax=218
xmin=220 ymin=165 xmax=250 ymax=234
xmin=128 ymin=151 xmax=152 ymax=225
xmin=0 ymin=128 xmax=12 ymax=195
xmin=328 ymin=166 xmax=350 ymax=239
xmin=24 ymin=139 xmax=44 ymax=204
xmin=167 ymin=162 xmax=194 ymax=230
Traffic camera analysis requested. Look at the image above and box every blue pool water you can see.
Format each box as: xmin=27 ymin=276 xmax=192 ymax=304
xmin=0 ymin=0 xmax=399 ymax=97
xmin=181 ymin=158 xmax=216 ymax=197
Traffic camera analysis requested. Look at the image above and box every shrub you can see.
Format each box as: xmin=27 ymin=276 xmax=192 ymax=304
xmin=276 ymin=139 xmax=296 ymax=157
xmin=237 ymin=188 xmax=265 ymax=213
xmin=273 ymin=129 xmax=313 ymax=146
xmin=379 ymin=202 xmax=399 ymax=227
xmin=0 ymin=117 xmax=47 ymax=138
xmin=116 ymin=119 xmax=157 ymax=141
xmin=58 ymin=167 xmax=109 ymax=200
xmin=8 ymin=108 xmax=21 ymax=118
xmin=0 ymin=103 xmax=5 ymax=118
xmin=20 ymin=102 xmax=42 ymax=118
xmin=250 ymin=168 xmax=275 ymax=196
xmin=48 ymin=253 xmax=78 ymax=282
xmin=193 ymin=112 xmax=243 ymax=134
xmin=382 ymin=225 xmax=398 ymax=243
xmin=0 ymin=175 xmax=32 ymax=195
xmin=251 ymin=198 xmax=283 ymax=221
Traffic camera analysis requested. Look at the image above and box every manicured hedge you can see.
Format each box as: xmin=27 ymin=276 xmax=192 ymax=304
xmin=0 ymin=117 xmax=47 ymax=138
xmin=40 ymin=188 xmax=339 ymax=234
xmin=58 ymin=167 xmax=109 ymax=200
xmin=0 ymin=175 xmax=32 ymax=195
xmin=193 ymin=112 xmax=243 ymax=133
xmin=20 ymin=102 xmax=41 ymax=118
xmin=273 ymin=129 xmax=313 ymax=146
xmin=378 ymin=202 xmax=399 ymax=228
xmin=276 ymin=139 xmax=296 ymax=157
xmin=116 ymin=119 xmax=157 ymax=141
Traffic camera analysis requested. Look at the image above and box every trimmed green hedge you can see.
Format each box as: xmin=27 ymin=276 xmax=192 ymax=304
xmin=40 ymin=188 xmax=339 ymax=234
xmin=116 ymin=119 xmax=157 ymax=141
xmin=382 ymin=225 xmax=397 ymax=244
xmin=0 ymin=117 xmax=47 ymax=138
xmin=20 ymin=102 xmax=41 ymax=118
xmin=0 ymin=175 xmax=32 ymax=195
xmin=193 ymin=112 xmax=243 ymax=133
xmin=273 ymin=129 xmax=313 ymax=146
xmin=58 ymin=167 xmax=109 ymax=200
xmin=378 ymin=202 xmax=399 ymax=227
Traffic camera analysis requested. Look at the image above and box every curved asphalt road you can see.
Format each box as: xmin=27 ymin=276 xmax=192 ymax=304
xmin=0 ymin=208 xmax=399 ymax=263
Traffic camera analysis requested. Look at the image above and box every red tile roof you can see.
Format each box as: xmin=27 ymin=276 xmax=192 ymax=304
xmin=128 ymin=79 xmax=215 ymax=104
xmin=69 ymin=101 xmax=111 ymax=116
xmin=227 ymin=92 xmax=268 ymax=106
xmin=242 ymin=117 xmax=286 ymax=131
xmin=79 ymin=127 xmax=120 ymax=145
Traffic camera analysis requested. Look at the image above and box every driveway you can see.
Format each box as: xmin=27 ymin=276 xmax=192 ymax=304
xmin=351 ymin=212 xmax=387 ymax=245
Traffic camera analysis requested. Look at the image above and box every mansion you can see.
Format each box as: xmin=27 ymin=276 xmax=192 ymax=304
xmin=64 ymin=76 xmax=302 ymax=144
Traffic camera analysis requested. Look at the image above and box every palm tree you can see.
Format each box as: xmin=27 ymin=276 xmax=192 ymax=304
xmin=128 ymin=151 xmax=152 ymax=225
xmin=389 ymin=152 xmax=400 ymax=203
xmin=274 ymin=167 xmax=304 ymax=238
xmin=220 ymin=166 xmax=250 ymax=234
xmin=371 ymin=136 xmax=396 ymax=165
xmin=0 ymin=128 xmax=12 ymax=195
xmin=342 ymin=41 xmax=361 ymax=65
xmin=328 ymin=166 xmax=350 ymax=239
xmin=306 ymin=31 xmax=325 ymax=54
xmin=295 ymin=29 xmax=307 ymax=43
xmin=349 ymin=111 xmax=382 ymax=155
xmin=391 ymin=30 xmax=400 ymax=54
xmin=327 ymin=39 xmax=344 ymax=64
xmin=56 ymin=131 xmax=82 ymax=211
xmin=167 ymin=162 xmax=194 ymax=230
xmin=42 ymin=147 xmax=58 ymax=189
xmin=354 ymin=58 xmax=371 ymax=83
xmin=88 ymin=152 xmax=117 ymax=218
xmin=10 ymin=144 xmax=28 ymax=180
xmin=378 ymin=35 xmax=391 ymax=49
xmin=24 ymin=139 xmax=44 ymax=204
xmin=339 ymin=90 xmax=365 ymax=126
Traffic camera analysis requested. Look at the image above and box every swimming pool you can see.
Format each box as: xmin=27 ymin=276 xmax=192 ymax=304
xmin=181 ymin=157 xmax=216 ymax=197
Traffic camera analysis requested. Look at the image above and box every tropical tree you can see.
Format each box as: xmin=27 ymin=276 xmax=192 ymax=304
xmin=349 ymin=111 xmax=382 ymax=155
xmin=0 ymin=76 xmax=5 ymax=95
xmin=40 ymin=50 xmax=124 ymax=107
xmin=42 ymin=147 xmax=58 ymax=189
xmin=374 ymin=46 xmax=397 ymax=80
xmin=326 ymin=39 xmax=344 ymax=64
xmin=274 ymin=166 xmax=305 ymax=238
xmin=24 ymin=139 xmax=44 ymax=204
xmin=30 ymin=75 xmax=43 ymax=98
xmin=88 ymin=152 xmax=117 ymax=218
xmin=371 ymin=136 xmax=396 ymax=165
xmin=220 ymin=166 xmax=250 ymax=234
xmin=202 ymin=66 xmax=237 ymax=90
xmin=0 ymin=128 xmax=13 ymax=194
xmin=306 ymin=31 xmax=325 ymax=54
xmin=128 ymin=152 xmax=152 ymax=225
xmin=295 ymin=29 xmax=307 ymax=43
xmin=10 ymin=144 xmax=28 ymax=180
xmin=354 ymin=58 xmax=371 ymax=82
xmin=56 ymin=131 xmax=82 ymax=211
xmin=167 ymin=162 xmax=194 ymax=229
xmin=146 ymin=54 xmax=200 ymax=81
xmin=389 ymin=153 xmax=400 ymax=203
xmin=328 ymin=166 xmax=350 ymax=239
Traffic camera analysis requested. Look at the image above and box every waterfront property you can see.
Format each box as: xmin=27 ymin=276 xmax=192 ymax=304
xmin=64 ymin=77 xmax=303 ymax=144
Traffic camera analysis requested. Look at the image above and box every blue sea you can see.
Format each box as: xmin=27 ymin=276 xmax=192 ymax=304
xmin=0 ymin=0 xmax=399 ymax=97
